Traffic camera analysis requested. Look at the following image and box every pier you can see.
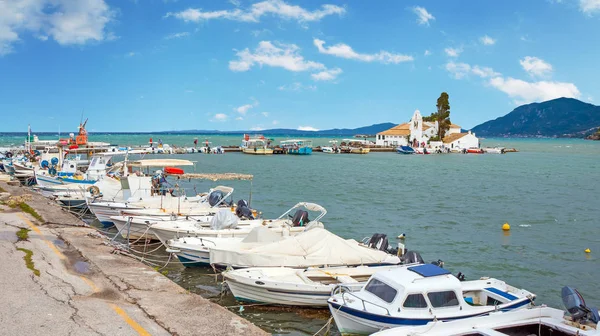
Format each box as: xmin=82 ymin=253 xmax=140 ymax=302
xmin=0 ymin=181 xmax=267 ymax=336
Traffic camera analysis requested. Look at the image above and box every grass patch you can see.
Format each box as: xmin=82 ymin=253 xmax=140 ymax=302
xmin=16 ymin=228 xmax=30 ymax=241
xmin=16 ymin=247 xmax=40 ymax=277
xmin=18 ymin=202 xmax=43 ymax=222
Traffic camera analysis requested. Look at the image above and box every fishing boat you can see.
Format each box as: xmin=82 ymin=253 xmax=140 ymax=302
xmin=240 ymin=134 xmax=273 ymax=155
xmin=396 ymin=146 xmax=415 ymax=154
xmin=342 ymin=139 xmax=371 ymax=154
xmin=152 ymin=201 xmax=326 ymax=246
xmin=280 ymin=139 xmax=313 ymax=155
xmin=372 ymin=286 xmax=598 ymax=336
xmin=328 ymin=264 xmax=535 ymax=334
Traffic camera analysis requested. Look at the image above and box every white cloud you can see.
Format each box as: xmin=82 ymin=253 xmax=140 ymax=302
xmin=250 ymin=126 xmax=265 ymax=131
xmin=311 ymin=68 xmax=342 ymax=81
xmin=480 ymin=35 xmax=496 ymax=45
xmin=235 ymin=100 xmax=259 ymax=115
xmin=235 ymin=116 xmax=244 ymax=120
xmin=444 ymin=47 xmax=462 ymax=58
xmin=424 ymin=50 xmax=431 ymax=56
xmin=261 ymin=112 xmax=269 ymax=117
xmin=519 ymin=56 xmax=553 ymax=77
xmin=489 ymin=77 xmax=581 ymax=104
xmin=229 ymin=0 xmax=241 ymax=7
xmin=412 ymin=6 xmax=435 ymax=25
xmin=0 ymin=0 xmax=115 ymax=55
xmin=278 ymin=82 xmax=317 ymax=91
xmin=125 ymin=51 xmax=137 ymax=57
xmin=580 ymin=0 xmax=600 ymax=14
xmin=251 ymin=29 xmax=272 ymax=37
xmin=445 ymin=62 xmax=499 ymax=80
xmin=212 ymin=113 xmax=228 ymax=121
xmin=314 ymin=39 xmax=413 ymax=64
xmin=165 ymin=32 xmax=190 ymax=39
xmin=229 ymin=41 xmax=325 ymax=72
xmin=184 ymin=89 xmax=193 ymax=93
xmin=272 ymin=120 xmax=279 ymax=125
xmin=165 ymin=0 xmax=345 ymax=24
xmin=445 ymin=60 xmax=580 ymax=105
xmin=298 ymin=126 xmax=319 ymax=131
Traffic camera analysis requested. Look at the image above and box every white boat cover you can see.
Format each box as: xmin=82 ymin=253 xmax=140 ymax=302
xmin=210 ymin=209 xmax=239 ymax=230
xmin=210 ymin=228 xmax=400 ymax=268
xmin=241 ymin=226 xmax=284 ymax=243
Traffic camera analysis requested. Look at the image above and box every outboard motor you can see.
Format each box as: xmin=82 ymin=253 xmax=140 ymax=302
xmin=431 ymin=259 xmax=445 ymax=268
xmin=402 ymin=251 xmax=424 ymax=264
xmin=208 ymin=190 xmax=224 ymax=207
xmin=367 ymin=233 xmax=389 ymax=252
xmin=291 ymin=210 xmax=309 ymax=227
xmin=562 ymin=286 xmax=600 ymax=324
xmin=236 ymin=205 xmax=254 ymax=219
xmin=237 ymin=199 xmax=249 ymax=208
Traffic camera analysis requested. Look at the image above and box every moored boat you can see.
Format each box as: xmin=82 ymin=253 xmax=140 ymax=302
xmin=328 ymin=264 xmax=536 ymax=334
xmin=396 ymin=146 xmax=415 ymax=154
xmin=280 ymin=139 xmax=313 ymax=155
xmin=240 ymin=134 xmax=273 ymax=155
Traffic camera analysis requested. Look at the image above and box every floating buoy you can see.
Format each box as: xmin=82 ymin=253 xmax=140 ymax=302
xmin=502 ymin=223 xmax=510 ymax=231
xmin=585 ymin=248 xmax=591 ymax=253
xmin=397 ymin=233 xmax=406 ymax=239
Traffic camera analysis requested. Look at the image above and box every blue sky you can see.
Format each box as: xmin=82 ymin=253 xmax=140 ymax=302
xmin=1 ymin=0 xmax=599 ymax=132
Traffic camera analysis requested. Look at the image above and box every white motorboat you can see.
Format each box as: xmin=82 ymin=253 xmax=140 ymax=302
xmin=322 ymin=140 xmax=341 ymax=154
xmin=372 ymin=286 xmax=598 ymax=336
xmin=328 ymin=264 xmax=535 ymax=335
xmin=483 ymin=147 xmax=506 ymax=154
xmin=224 ymin=265 xmax=407 ymax=307
xmin=151 ymin=202 xmax=327 ymax=245
xmin=210 ymin=227 xmax=402 ymax=270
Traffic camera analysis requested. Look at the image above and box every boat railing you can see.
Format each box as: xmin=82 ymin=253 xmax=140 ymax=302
xmin=331 ymin=284 xmax=391 ymax=316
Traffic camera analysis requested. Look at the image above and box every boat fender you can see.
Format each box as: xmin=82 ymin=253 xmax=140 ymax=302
xmin=51 ymin=157 xmax=59 ymax=165
xmin=48 ymin=167 xmax=57 ymax=176
xmin=40 ymin=160 xmax=49 ymax=169
xmin=5 ymin=152 xmax=13 ymax=158
xmin=87 ymin=186 xmax=101 ymax=197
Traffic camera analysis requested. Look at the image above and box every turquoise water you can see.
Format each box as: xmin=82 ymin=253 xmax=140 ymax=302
xmin=11 ymin=134 xmax=599 ymax=334
xmin=109 ymin=137 xmax=598 ymax=335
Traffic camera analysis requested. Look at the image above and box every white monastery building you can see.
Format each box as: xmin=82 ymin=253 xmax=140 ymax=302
xmin=375 ymin=110 xmax=479 ymax=150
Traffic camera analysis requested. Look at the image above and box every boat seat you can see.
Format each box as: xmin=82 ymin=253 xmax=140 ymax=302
xmin=336 ymin=275 xmax=359 ymax=284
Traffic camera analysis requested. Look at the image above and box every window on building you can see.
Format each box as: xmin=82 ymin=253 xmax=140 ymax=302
xmin=427 ymin=291 xmax=459 ymax=308
xmin=403 ymin=294 xmax=428 ymax=308
xmin=364 ymin=279 xmax=397 ymax=303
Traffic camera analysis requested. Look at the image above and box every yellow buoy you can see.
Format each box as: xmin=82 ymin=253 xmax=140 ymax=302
xmin=585 ymin=248 xmax=591 ymax=253
xmin=502 ymin=223 xmax=510 ymax=231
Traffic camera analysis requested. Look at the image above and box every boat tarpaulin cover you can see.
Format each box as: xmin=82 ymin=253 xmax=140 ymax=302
xmin=408 ymin=264 xmax=451 ymax=277
xmin=209 ymin=228 xmax=400 ymax=268
xmin=210 ymin=210 xmax=239 ymax=230
xmin=241 ymin=226 xmax=283 ymax=244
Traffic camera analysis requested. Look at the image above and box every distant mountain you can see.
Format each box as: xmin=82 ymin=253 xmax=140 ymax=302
xmin=164 ymin=122 xmax=397 ymax=136
xmin=472 ymin=98 xmax=600 ymax=138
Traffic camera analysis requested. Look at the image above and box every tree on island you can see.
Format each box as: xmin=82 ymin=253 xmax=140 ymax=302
xmin=423 ymin=92 xmax=451 ymax=140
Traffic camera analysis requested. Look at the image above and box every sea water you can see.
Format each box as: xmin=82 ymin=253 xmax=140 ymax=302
xmin=4 ymin=133 xmax=599 ymax=335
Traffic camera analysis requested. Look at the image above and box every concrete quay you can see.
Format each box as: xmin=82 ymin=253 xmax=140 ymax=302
xmin=0 ymin=181 xmax=267 ymax=336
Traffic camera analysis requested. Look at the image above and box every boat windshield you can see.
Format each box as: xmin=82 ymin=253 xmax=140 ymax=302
xmin=364 ymin=278 xmax=397 ymax=303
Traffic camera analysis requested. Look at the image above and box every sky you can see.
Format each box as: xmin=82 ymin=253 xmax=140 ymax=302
xmin=1 ymin=0 xmax=599 ymax=132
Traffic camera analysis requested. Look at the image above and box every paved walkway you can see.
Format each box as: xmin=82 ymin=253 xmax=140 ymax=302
xmin=0 ymin=182 xmax=267 ymax=336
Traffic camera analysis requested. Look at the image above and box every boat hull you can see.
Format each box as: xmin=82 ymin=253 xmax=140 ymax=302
xmin=242 ymin=148 xmax=273 ymax=155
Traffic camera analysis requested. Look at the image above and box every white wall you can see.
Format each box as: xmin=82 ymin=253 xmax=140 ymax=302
xmin=376 ymin=134 xmax=408 ymax=146
xmin=445 ymin=133 xmax=479 ymax=149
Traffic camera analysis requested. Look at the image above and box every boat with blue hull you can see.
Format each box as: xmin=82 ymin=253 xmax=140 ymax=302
xmin=328 ymin=264 xmax=535 ymax=334
xmin=396 ymin=146 xmax=415 ymax=154
xmin=280 ymin=139 xmax=313 ymax=155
